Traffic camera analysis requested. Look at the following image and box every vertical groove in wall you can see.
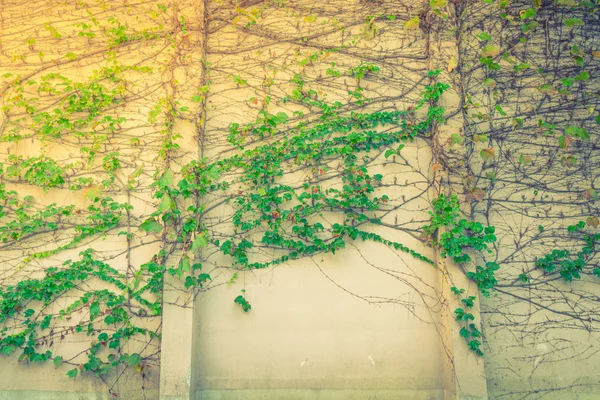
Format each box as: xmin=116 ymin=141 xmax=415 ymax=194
xmin=428 ymin=3 xmax=488 ymax=398
xmin=188 ymin=0 xmax=210 ymax=398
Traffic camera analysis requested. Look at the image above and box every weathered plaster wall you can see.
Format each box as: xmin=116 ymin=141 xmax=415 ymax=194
xmin=0 ymin=0 xmax=202 ymax=398
xmin=456 ymin=1 xmax=600 ymax=398
xmin=0 ymin=0 xmax=598 ymax=399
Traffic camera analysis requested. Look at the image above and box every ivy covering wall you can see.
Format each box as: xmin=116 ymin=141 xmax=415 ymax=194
xmin=0 ymin=0 xmax=598 ymax=398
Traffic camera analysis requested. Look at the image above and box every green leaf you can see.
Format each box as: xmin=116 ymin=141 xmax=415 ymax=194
xmin=483 ymin=78 xmax=496 ymax=88
xmin=404 ymin=16 xmax=420 ymax=30
xmin=184 ymin=276 xmax=196 ymax=289
xmin=66 ymin=369 xmax=78 ymax=378
xmin=430 ymin=0 xmax=448 ymax=9
xmin=180 ymin=256 xmax=191 ymax=273
xmin=480 ymin=148 xmax=496 ymax=161
xmin=520 ymin=8 xmax=537 ymax=19
xmin=158 ymin=170 xmax=174 ymax=188
xmin=191 ymin=233 xmax=209 ymax=252
xmin=125 ymin=353 xmax=141 ymax=366
xmin=558 ymin=135 xmax=570 ymax=149
xmin=234 ymin=295 xmax=252 ymax=312
xmin=450 ymin=133 xmax=463 ymax=145
xmin=575 ymin=71 xmax=590 ymax=81
xmin=158 ymin=195 xmax=174 ymax=212
xmin=521 ymin=21 xmax=538 ymax=34
xmin=573 ymin=56 xmax=585 ymax=68
xmin=276 ymin=112 xmax=288 ymax=122
xmin=565 ymin=126 xmax=590 ymax=141
xmin=502 ymin=52 xmax=516 ymax=64
xmin=1 ymin=346 xmax=15 ymax=356
xmin=564 ymin=18 xmax=584 ymax=28
xmin=85 ymin=186 xmax=102 ymax=201
xmin=139 ymin=218 xmax=163 ymax=234
xmin=538 ymin=84 xmax=556 ymax=95
xmin=45 ymin=25 xmax=62 ymax=38
xmin=24 ymin=309 xmax=35 ymax=318
xmin=514 ymin=62 xmax=530 ymax=71
xmin=90 ymin=302 xmax=101 ymax=321
xmin=198 ymin=273 xmax=211 ymax=284
xmin=513 ymin=118 xmax=524 ymax=130
xmin=561 ymin=156 xmax=577 ymax=167
xmin=480 ymin=45 xmax=500 ymax=57
xmin=451 ymin=286 xmax=465 ymax=295
xmin=54 ymin=356 xmax=63 ymax=367
xmin=454 ymin=308 xmax=465 ymax=320
xmin=477 ymin=32 xmax=491 ymax=42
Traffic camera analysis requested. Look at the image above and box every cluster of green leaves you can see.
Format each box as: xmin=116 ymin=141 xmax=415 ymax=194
xmin=0 ymin=6 xmax=178 ymax=382
xmin=0 ymin=14 xmax=477 ymax=378
xmin=0 ymin=184 xmax=132 ymax=259
xmin=451 ymin=286 xmax=484 ymax=355
xmin=148 ymin=97 xmax=184 ymax=159
xmin=535 ymin=220 xmax=600 ymax=281
xmin=234 ymin=291 xmax=252 ymax=312
xmin=0 ymin=61 xmax=160 ymax=192
xmin=2 ymin=156 xmax=66 ymax=190
xmin=348 ymin=62 xmax=381 ymax=81
xmin=423 ymin=194 xmax=500 ymax=356
xmin=424 ymin=195 xmax=497 ymax=270
xmin=0 ymin=185 xmax=74 ymax=243
xmin=0 ymin=187 xmax=150 ymax=378
xmin=138 ymin=68 xmax=449 ymax=315
xmin=104 ymin=16 xmax=162 ymax=47
xmin=0 ymin=249 xmax=157 ymax=378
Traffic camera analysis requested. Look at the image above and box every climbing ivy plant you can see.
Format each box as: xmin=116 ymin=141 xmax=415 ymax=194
xmin=0 ymin=59 xmax=456 ymax=380
xmin=0 ymin=0 xmax=597 ymax=394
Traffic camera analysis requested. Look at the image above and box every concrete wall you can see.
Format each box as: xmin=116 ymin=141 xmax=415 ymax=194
xmin=0 ymin=0 xmax=597 ymax=399
xmin=455 ymin=1 xmax=600 ymax=398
